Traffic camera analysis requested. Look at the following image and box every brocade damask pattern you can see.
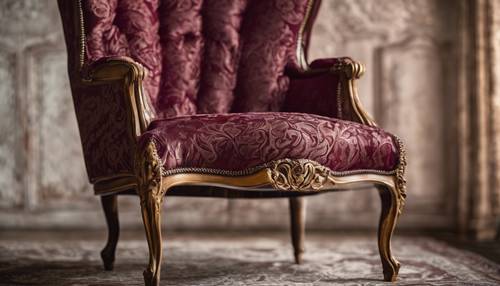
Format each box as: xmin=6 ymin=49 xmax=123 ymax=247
xmin=85 ymin=0 xmax=162 ymax=106
xmin=157 ymin=0 xmax=203 ymax=117
xmin=231 ymin=0 xmax=308 ymax=113
xmin=83 ymin=0 xmax=312 ymax=117
xmin=196 ymin=0 xmax=247 ymax=114
xmin=284 ymin=71 xmax=341 ymax=118
xmin=140 ymin=112 xmax=399 ymax=172
xmin=73 ymin=83 xmax=136 ymax=181
xmin=62 ymin=0 xmax=381 ymax=181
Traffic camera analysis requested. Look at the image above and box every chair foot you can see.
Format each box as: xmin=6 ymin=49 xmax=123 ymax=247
xmin=377 ymin=184 xmax=403 ymax=282
xmin=100 ymin=195 xmax=119 ymax=271
xmin=143 ymin=268 xmax=159 ymax=286
xmin=289 ymin=197 xmax=306 ymax=264
xmin=383 ymin=261 xmax=400 ymax=282
xmin=294 ymin=251 xmax=303 ymax=264
xmin=100 ymin=247 xmax=115 ymax=271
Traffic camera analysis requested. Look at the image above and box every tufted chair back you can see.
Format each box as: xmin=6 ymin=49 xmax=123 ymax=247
xmin=62 ymin=0 xmax=320 ymax=118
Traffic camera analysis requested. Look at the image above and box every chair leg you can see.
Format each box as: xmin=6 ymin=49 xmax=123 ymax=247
xmin=140 ymin=190 xmax=164 ymax=286
xmin=136 ymin=140 xmax=165 ymax=286
xmin=289 ymin=197 xmax=306 ymax=264
xmin=100 ymin=194 xmax=119 ymax=271
xmin=377 ymin=185 xmax=402 ymax=282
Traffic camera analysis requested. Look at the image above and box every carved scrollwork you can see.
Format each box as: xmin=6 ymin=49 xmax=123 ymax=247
xmin=394 ymin=136 xmax=407 ymax=214
xmin=267 ymin=159 xmax=331 ymax=191
xmin=134 ymin=140 xmax=165 ymax=285
xmin=331 ymin=58 xmax=366 ymax=79
xmin=135 ymin=140 xmax=164 ymax=210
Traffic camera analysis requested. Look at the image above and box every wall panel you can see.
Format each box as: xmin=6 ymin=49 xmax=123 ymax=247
xmin=0 ymin=48 xmax=19 ymax=209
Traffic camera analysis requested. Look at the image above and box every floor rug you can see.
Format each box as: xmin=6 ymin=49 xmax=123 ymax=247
xmin=0 ymin=232 xmax=499 ymax=285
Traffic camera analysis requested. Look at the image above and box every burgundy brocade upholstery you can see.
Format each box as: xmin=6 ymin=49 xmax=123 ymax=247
xmin=74 ymin=81 xmax=136 ymax=180
xmin=283 ymin=72 xmax=341 ymax=118
xmin=140 ymin=113 xmax=399 ymax=172
xmin=84 ymin=0 xmax=311 ymax=117
xmin=59 ymin=0 xmax=403 ymax=181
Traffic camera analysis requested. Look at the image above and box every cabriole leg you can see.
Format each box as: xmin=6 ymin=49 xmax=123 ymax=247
xmin=377 ymin=184 xmax=402 ymax=282
xmin=289 ymin=196 xmax=306 ymax=264
xmin=136 ymin=141 xmax=164 ymax=286
xmin=100 ymin=194 xmax=119 ymax=271
xmin=140 ymin=190 xmax=164 ymax=286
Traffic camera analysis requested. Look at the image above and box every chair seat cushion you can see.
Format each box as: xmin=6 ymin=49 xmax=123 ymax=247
xmin=139 ymin=112 xmax=400 ymax=174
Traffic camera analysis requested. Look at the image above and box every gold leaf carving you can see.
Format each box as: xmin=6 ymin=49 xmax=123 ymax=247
xmin=135 ymin=140 xmax=164 ymax=210
xmin=331 ymin=58 xmax=365 ymax=79
xmin=394 ymin=136 xmax=407 ymax=214
xmin=268 ymin=159 xmax=330 ymax=191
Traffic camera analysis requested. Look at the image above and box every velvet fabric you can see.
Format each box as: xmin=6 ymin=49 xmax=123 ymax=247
xmin=140 ymin=113 xmax=399 ymax=172
xmin=84 ymin=0 xmax=312 ymax=117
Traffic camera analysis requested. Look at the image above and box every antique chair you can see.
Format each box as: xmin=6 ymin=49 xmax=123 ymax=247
xmin=58 ymin=0 xmax=407 ymax=285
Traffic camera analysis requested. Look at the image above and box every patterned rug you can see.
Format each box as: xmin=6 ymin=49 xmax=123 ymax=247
xmin=0 ymin=232 xmax=498 ymax=285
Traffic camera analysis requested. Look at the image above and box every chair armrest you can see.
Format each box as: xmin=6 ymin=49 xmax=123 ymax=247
xmin=82 ymin=56 xmax=156 ymax=134
xmin=284 ymin=57 xmax=376 ymax=126
xmin=70 ymin=56 xmax=155 ymax=183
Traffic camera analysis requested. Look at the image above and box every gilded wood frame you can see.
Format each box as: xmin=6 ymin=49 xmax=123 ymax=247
xmin=64 ymin=0 xmax=408 ymax=285
xmin=135 ymin=140 xmax=407 ymax=285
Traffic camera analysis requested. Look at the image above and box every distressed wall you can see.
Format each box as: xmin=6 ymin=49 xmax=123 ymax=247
xmin=0 ymin=0 xmax=497 ymax=232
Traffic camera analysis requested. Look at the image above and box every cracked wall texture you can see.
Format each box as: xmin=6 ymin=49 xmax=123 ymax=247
xmin=0 ymin=0 xmax=496 ymax=231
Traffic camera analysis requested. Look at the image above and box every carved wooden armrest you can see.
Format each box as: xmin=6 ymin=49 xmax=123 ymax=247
xmin=285 ymin=57 xmax=376 ymax=126
xmin=81 ymin=56 xmax=156 ymax=136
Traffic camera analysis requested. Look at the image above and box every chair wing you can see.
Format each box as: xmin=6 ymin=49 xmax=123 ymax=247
xmin=58 ymin=0 xmax=155 ymax=185
xmin=73 ymin=57 xmax=150 ymax=183
xmin=284 ymin=57 xmax=376 ymax=126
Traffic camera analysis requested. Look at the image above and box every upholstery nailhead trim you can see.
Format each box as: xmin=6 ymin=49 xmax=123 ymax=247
xmin=160 ymin=160 xmax=397 ymax=177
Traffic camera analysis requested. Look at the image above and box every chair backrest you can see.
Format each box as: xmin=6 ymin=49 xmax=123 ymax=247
xmin=59 ymin=0 xmax=321 ymax=117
